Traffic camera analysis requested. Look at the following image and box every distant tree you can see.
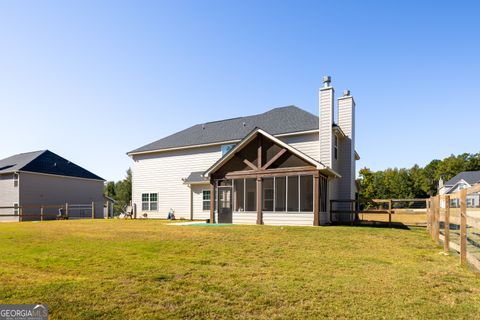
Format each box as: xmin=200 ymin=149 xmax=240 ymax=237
xmin=104 ymin=181 xmax=116 ymax=199
xmin=103 ymin=169 xmax=132 ymax=214
xmin=114 ymin=169 xmax=132 ymax=214
xmin=358 ymin=151 xmax=479 ymax=204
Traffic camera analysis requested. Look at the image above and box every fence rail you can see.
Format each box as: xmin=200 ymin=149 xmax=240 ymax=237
xmin=0 ymin=202 xmax=99 ymax=222
xmin=330 ymin=198 xmax=428 ymax=227
xmin=427 ymin=184 xmax=480 ymax=270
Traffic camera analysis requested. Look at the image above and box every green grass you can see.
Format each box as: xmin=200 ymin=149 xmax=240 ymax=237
xmin=0 ymin=220 xmax=479 ymax=319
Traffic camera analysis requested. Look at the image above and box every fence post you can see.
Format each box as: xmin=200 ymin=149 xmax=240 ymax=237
xmin=91 ymin=201 xmax=95 ymax=219
xmin=425 ymin=199 xmax=432 ymax=232
xmin=65 ymin=203 xmax=69 ymax=219
xmin=460 ymin=189 xmax=467 ymax=266
xmin=434 ymin=195 xmax=440 ymax=245
xmin=444 ymin=195 xmax=450 ymax=252
xmin=431 ymin=197 xmax=436 ymax=240
xmin=388 ymin=199 xmax=392 ymax=227
xmin=40 ymin=206 xmax=44 ymax=222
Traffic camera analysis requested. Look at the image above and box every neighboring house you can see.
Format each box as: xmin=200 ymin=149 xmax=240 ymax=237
xmin=0 ymin=150 xmax=105 ymax=221
xmin=128 ymin=76 xmax=359 ymax=226
xmin=438 ymin=171 xmax=480 ymax=207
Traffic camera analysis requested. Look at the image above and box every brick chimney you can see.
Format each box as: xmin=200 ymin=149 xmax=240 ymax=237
xmin=319 ymin=76 xmax=334 ymax=168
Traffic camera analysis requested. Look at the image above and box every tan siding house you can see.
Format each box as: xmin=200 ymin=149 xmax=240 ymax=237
xmin=129 ymin=76 xmax=359 ymax=226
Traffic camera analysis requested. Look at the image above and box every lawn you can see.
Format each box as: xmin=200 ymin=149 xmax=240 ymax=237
xmin=0 ymin=220 xmax=479 ymax=319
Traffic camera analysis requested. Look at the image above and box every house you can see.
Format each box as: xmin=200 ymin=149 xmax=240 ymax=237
xmin=128 ymin=76 xmax=359 ymax=226
xmin=438 ymin=171 xmax=480 ymax=207
xmin=0 ymin=150 xmax=105 ymax=221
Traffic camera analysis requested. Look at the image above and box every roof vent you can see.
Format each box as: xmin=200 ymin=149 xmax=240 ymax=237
xmin=343 ymin=89 xmax=350 ymax=96
xmin=242 ymin=122 xmax=246 ymax=127
xmin=202 ymin=124 xmax=205 ymax=130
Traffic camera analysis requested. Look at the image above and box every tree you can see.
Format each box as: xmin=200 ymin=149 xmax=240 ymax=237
xmin=103 ymin=169 xmax=132 ymax=214
xmin=358 ymin=151 xmax=480 ymax=205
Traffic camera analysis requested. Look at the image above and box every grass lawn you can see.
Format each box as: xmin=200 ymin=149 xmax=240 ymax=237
xmin=0 ymin=220 xmax=479 ymax=319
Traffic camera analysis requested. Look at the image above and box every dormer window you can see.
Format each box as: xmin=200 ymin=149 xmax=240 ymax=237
xmin=334 ymin=135 xmax=338 ymax=160
xmin=13 ymin=173 xmax=19 ymax=188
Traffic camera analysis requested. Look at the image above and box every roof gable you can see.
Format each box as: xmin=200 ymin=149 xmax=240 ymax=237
xmin=129 ymin=106 xmax=319 ymax=154
xmin=0 ymin=150 xmax=104 ymax=181
xmin=445 ymin=171 xmax=480 ymax=186
xmin=204 ymin=128 xmax=340 ymax=178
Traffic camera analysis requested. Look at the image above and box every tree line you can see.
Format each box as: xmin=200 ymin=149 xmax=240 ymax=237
xmin=104 ymin=169 xmax=132 ymax=214
xmin=359 ymin=152 xmax=480 ymax=204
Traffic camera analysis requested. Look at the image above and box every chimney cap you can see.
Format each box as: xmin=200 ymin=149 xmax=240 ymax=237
xmin=343 ymin=89 xmax=350 ymax=96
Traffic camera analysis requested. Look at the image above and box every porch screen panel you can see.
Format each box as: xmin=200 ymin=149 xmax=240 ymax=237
xmin=262 ymin=178 xmax=274 ymax=211
xmin=275 ymin=177 xmax=286 ymax=211
xmin=245 ymin=178 xmax=256 ymax=211
xmin=300 ymin=175 xmax=313 ymax=212
xmin=234 ymin=179 xmax=245 ymax=211
xmin=287 ymin=176 xmax=299 ymax=212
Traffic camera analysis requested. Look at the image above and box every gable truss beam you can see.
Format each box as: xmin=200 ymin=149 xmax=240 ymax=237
xmin=235 ymin=153 xmax=259 ymax=170
xmin=261 ymin=148 xmax=287 ymax=170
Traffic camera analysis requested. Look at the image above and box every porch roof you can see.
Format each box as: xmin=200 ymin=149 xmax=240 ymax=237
xmin=203 ymin=127 xmax=341 ymax=179
xmin=183 ymin=171 xmax=209 ymax=185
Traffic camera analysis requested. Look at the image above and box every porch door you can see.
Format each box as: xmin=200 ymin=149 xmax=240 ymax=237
xmin=218 ymin=186 xmax=232 ymax=223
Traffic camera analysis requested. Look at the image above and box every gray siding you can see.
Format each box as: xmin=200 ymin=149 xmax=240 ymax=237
xmin=19 ymin=172 xmax=104 ymax=220
xmin=337 ymin=96 xmax=355 ymax=200
xmin=0 ymin=173 xmax=19 ymax=220
xmin=319 ymin=87 xmax=334 ymax=168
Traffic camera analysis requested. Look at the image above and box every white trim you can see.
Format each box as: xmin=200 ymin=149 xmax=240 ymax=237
xmin=127 ymin=130 xmax=320 ymax=156
xmin=446 ymin=179 xmax=471 ymax=194
xmin=19 ymin=170 xmax=104 ymax=182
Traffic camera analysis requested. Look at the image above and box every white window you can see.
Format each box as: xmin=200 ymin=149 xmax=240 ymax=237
xmin=13 ymin=173 xmax=19 ymax=188
xmin=202 ymin=190 xmax=211 ymax=211
xmin=13 ymin=203 xmax=19 ymax=215
xmin=334 ymin=135 xmax=338 ymax=160
xmin=141 ymin=193 xmax=158 ymax=211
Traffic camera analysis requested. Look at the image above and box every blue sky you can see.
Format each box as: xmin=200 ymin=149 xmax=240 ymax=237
xmin=1 ymin=1 xmax=479 ymax=181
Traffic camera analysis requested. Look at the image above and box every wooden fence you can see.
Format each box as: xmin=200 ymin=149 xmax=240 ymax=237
xmin=426 ymin=184 xmax=480 ymax=270
xmin=330 ymin=198 xmax=428 ymax=227
xmin=0 ymin=202 xmax=98 ymax=222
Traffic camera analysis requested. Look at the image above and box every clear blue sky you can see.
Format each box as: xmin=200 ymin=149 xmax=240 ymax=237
xmin=1 ymin=1 xmax=479 ymax=181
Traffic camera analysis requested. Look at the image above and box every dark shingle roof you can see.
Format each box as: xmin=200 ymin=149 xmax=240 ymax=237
xmin=0 ymin=150 xmax=104 ymax=180
xmin=184 ymin=171 xmax=208 ymax=184
xmin=129 ymin=106 xmax=319 ymax=154
xmin=445 ymin=171 xmax=480 ymax=186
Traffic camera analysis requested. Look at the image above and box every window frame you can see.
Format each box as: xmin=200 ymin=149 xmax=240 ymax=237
xmin=13 ymin=203 xmax=19 ymax=215
xmin=141 ymin=193 xmax=158 ymax=211
xmin=202 ymin=190 xmax=211 ymax=211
